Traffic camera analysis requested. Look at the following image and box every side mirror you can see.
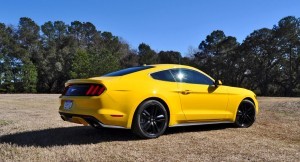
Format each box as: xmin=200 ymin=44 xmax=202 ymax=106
xmin=214 ymin=80 xmax=222 ymax=87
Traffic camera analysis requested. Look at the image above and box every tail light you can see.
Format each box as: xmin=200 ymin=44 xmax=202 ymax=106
xmin=85 ymin=85 xmax=105 ymax=96
xmin=62 ymin=84 xmax=106 ymax=96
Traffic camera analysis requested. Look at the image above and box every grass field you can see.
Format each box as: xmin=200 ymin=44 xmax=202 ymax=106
xmin=0 ymin=94 xmax=299 ymax=161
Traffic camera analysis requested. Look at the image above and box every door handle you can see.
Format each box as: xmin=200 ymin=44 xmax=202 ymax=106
xmin=181 ymin=90 xmax=190 ymax=95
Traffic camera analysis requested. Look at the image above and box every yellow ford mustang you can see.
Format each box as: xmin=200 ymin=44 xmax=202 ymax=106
xmin=59 ymin=64 xmax=258 ymax=138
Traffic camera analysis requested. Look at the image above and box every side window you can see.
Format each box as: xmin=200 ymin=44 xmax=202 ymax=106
xmin=151 ymin=70 xmax=176 ymax=82
xmin=170 ymin=69 xmax=214 ymax=85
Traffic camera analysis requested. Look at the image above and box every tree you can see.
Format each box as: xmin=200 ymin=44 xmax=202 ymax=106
xmin=15 ymin=17 xmax=42 ymax=92
xmin=273 ymin=16 xmax=300 ymax=96
xmin=158 ymin=51 xmax=182 ymax=64
xmin=194 ymin=30 xmax=240 ymax=85
xmin=21 ymin=59 xmax=37 ymax=92
xmin=120 ymin=50 xmax=139 ymax=68
xmin=17 ymin=17 xmax=41 ymax=63
xmin=241 ymin=28 xmax=281 ymax=95
xmin=0 ymin=23 xmax=22 ymax=92
xmin=69 ymin=49 xmax=91 ymax=79
xmin=138 ymin=43 xmax=158 ymax=65
xmin=40 ymin=21 xmax=71 ymax=92
xmin=1 ymin=16 xmax=299 ymax=96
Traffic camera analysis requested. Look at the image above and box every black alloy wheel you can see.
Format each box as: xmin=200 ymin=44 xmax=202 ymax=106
xmin=133 ymin=100 xmax=168 ymax=139
xmin=235 ymin=99 xmax=256 ymax=128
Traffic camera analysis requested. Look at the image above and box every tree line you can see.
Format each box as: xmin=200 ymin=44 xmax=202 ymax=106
xmin=0 ymin=16 xmax=299 ymax=96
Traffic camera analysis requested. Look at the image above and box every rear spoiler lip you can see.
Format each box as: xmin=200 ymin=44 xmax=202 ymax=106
xmin=65 ymin=79 xmax=103 ymax=87
xmin=65 ymin=76 xmax=121 ymax=87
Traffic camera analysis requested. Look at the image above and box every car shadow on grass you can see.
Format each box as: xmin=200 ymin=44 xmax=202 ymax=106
xmin=0 ymin=124 xmax=233 ymax=147
xmin=165 ymin=123 xmax=234 ymax=135
xmin=0 ymin=126 xmax=137 ymax=147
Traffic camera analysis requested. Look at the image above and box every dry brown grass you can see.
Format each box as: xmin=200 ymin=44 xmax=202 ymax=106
xmin=0 ymin=94 xmax=299 ymax=161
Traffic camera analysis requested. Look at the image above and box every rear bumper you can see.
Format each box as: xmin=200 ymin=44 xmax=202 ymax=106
xmin=59 ymin=112 xmax=126 ymax=129
xmin=59 ymin=94 xmax=129 ymax=128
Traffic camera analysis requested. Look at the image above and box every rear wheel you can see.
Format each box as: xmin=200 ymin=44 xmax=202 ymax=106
xmin=235 ymin=99 xmax=256 ymax=128
xmin=132 ymin=100 xmax=168 ymax=139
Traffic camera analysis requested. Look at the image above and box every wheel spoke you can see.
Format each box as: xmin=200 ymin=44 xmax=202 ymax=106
xmin=155 ymin=118 xmax=166 ymax=123
xmin=246 ymin=114 xmax=253 ymax=123
xmin=155 ymin=115 xmax=165 ymax=123
xmin=142 ymin=112 xmax=150 ymax=119
xmin=235 ymin=101 xmax=256 ymax=128
xmin=137 ymin=101 xmax=168 ymax=137
xmin=246 ymin=108 xmax=254 ymax=113
xmin=240 ymin=116 xmax=245 ymax=125
xmin=143 ymin=110 xmax=151 ymax=117
xmin=142 ymin=121 xmax=151 ymax=131
xmin=237 ymin=110 xmax=242 ymax=116
xmin=153 ymin=122 xmax=159 ymax=133
xmin=242 ymin=105 xmax=247 ymax=113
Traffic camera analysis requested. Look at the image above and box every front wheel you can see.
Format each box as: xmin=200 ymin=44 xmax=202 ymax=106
xmin=132 ymin=100 xmax=169 ymax=139
xmin=234 ymin=99 xmax=256 ymax=128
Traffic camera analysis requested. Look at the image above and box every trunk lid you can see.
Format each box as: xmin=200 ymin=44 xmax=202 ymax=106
xmin=63 ymin=76 xmax=121 ymax=96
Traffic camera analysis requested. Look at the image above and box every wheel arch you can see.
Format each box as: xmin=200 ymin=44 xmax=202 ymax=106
xmin=232 ymin=96 xmax=257 ymax=122
xmin=127 ymin=97 xmax=170 ymax=128
xmin=244 ymin=97 xmax=255 ymax=106
xmin=244 ymin=96 xmax=259 ymax=114
xmin=234 ymin=97 xmax=257 ymax=128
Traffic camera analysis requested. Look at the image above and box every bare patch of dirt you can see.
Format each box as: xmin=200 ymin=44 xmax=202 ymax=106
xmin=0 ymin=95 xmax=299 ymax=161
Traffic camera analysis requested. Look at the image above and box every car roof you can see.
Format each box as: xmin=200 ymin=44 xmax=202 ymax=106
xmin=150 ymin=64 xmax=196 ymax=70
xmin=150 ymin=64 xmax=204 ymax=73
xmin=93 ymin=64 xmax=214 ymax=81
xmin=148 ymin=64 xmax=214 ymax=81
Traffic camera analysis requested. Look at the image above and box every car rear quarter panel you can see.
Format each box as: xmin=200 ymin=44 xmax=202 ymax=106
xmin=111 ymin=73 xmax=184 ymax=128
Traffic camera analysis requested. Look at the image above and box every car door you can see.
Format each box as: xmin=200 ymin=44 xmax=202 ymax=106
xmin=170 ymin=68 xmax=229 ymax=121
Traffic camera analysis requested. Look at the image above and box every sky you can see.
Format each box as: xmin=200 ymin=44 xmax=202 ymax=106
xmin=1 ymin=0 xmax=299 ymax=56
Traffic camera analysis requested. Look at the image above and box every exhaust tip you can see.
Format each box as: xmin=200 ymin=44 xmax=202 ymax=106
xmin=60 ymin=115 xmax=66 ymax=121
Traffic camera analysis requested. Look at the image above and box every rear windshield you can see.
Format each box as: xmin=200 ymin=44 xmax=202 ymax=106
xmin=103 ymin=66 xmax=154 ymax=76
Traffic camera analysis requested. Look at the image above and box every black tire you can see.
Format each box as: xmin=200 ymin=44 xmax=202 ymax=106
xmin=234 ymin=99 xmax=256 ymax=128
xmin=132 ymin=100 xmax=169 ymax=139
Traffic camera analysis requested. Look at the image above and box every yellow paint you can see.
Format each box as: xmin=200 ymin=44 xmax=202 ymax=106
xmin=59 ymin=64 xmax=259 ymax=128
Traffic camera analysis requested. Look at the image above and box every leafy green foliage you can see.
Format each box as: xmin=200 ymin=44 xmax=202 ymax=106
xmin=0 ymin=16 xmax=299 ymax=96
xmin=195 ymin=30 xmax=241 ymax=85
xmin=69 ymin=49 xmax=91 ymax=79
xmin=138 ymin=43 xmax=158 ymax=65
xmin=273 ymin=16 xmax=300 ymax=96
xmin=158 ymin=51 xmax=182 ymax=64
xmin=192 ymin=16 xmax=300 ymax=96
xmin=21 ymin=60 xmax=37 ymax=93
